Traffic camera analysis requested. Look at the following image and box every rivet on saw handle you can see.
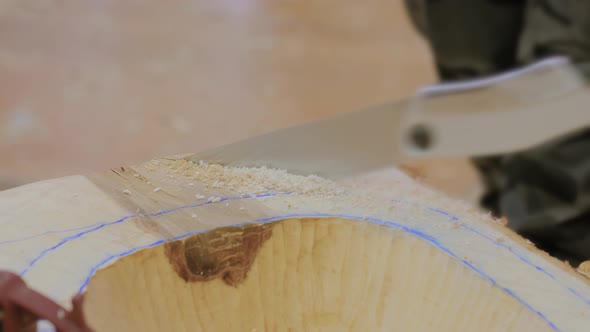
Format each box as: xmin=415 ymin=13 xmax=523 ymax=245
xmin=0 ymin=270 xmax=93 ymax=332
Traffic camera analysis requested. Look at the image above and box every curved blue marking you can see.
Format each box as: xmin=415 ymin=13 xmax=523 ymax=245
xmin=424 ymin=205 xmax=590 ymax=306
xmin=19 ymin=192 xmax=289 ymax=276
xmin=12 ymin=193 xmax=590 ymax=331
xmin=1 ymin=192 xmax=292 ymax=247
xmin=76 ymin=212 xmax=561 ymax=331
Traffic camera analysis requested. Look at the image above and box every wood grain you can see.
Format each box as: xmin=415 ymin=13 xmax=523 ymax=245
xmin=1 ymin=158 xmax=589 ymax=331
xmin=85 ymin=218 xmax=555 ymax=332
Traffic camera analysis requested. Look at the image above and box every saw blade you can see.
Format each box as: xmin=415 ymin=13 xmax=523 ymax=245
xmin=191 ymin=100 xmax=410 ymax=179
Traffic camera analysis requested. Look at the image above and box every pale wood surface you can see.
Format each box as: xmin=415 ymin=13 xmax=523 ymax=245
xmin=87 ymin=218 xmax=551 ymax=331
xmin=0 ymin=158 xmax=589 ymax=331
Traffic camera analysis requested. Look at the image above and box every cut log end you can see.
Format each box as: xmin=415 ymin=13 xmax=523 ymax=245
xmin=84 ymin=218 xmax=555 ymax=332
xmin=3 ymin=158 xmax=590 ymax=331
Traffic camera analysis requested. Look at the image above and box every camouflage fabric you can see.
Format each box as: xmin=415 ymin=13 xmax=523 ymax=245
xmin=404 ymin=0 xmax=590 ymax=265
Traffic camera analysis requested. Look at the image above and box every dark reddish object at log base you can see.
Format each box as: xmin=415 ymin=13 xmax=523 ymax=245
xmin=0 ymin=270 xmax=93 ymax=332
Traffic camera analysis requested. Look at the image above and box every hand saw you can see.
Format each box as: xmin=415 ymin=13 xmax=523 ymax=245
xmin=192 ymin=56 xmax=590 ymax=179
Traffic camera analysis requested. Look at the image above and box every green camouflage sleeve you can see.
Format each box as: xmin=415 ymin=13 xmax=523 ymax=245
xmin=404 ymin=0 xmax=590 ymax=265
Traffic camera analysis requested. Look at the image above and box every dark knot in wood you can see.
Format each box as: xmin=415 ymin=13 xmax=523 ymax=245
xmin=164 ymin=223 xmax=273 ymax=287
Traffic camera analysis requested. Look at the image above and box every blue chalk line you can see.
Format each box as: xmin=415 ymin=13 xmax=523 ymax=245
xmin=9 ymin=192 xmax=590 ymax=331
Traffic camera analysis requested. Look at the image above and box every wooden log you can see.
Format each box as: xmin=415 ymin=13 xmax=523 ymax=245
xmin=1 ymin=157 xmax=590 ymax=331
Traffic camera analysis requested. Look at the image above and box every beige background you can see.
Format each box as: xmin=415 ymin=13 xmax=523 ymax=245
xmin=0 ymin=0 xmax=481 ymax=203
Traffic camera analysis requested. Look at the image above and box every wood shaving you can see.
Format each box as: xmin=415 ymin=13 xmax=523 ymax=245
xmin=153 ymin=187 xmax=162 ymax=192
xmin=122 ymin=189 xmax=132 ymax=195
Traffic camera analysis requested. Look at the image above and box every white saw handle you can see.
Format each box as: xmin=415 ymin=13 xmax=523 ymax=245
xmin=401 ymin=56 xmax=590 ymax=158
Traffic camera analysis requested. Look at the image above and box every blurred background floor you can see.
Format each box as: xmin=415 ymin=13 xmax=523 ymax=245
xmin=0 ymin=0 xmax=483 ymax=204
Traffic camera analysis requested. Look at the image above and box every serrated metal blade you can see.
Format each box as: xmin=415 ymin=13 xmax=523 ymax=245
xmin=190 ymin=100 xmax=410 ymax=179
xmin=190 ymin=56 xmax=590 ymax=179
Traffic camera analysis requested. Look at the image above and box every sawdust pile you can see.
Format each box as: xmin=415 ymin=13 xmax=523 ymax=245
xmin=134 ymin=157 xmax=590 ymax=285
xmin=139 ymin=157 xmax=496 ymax=228
xmin=145 ymin=159 xmax=348 ymax=197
